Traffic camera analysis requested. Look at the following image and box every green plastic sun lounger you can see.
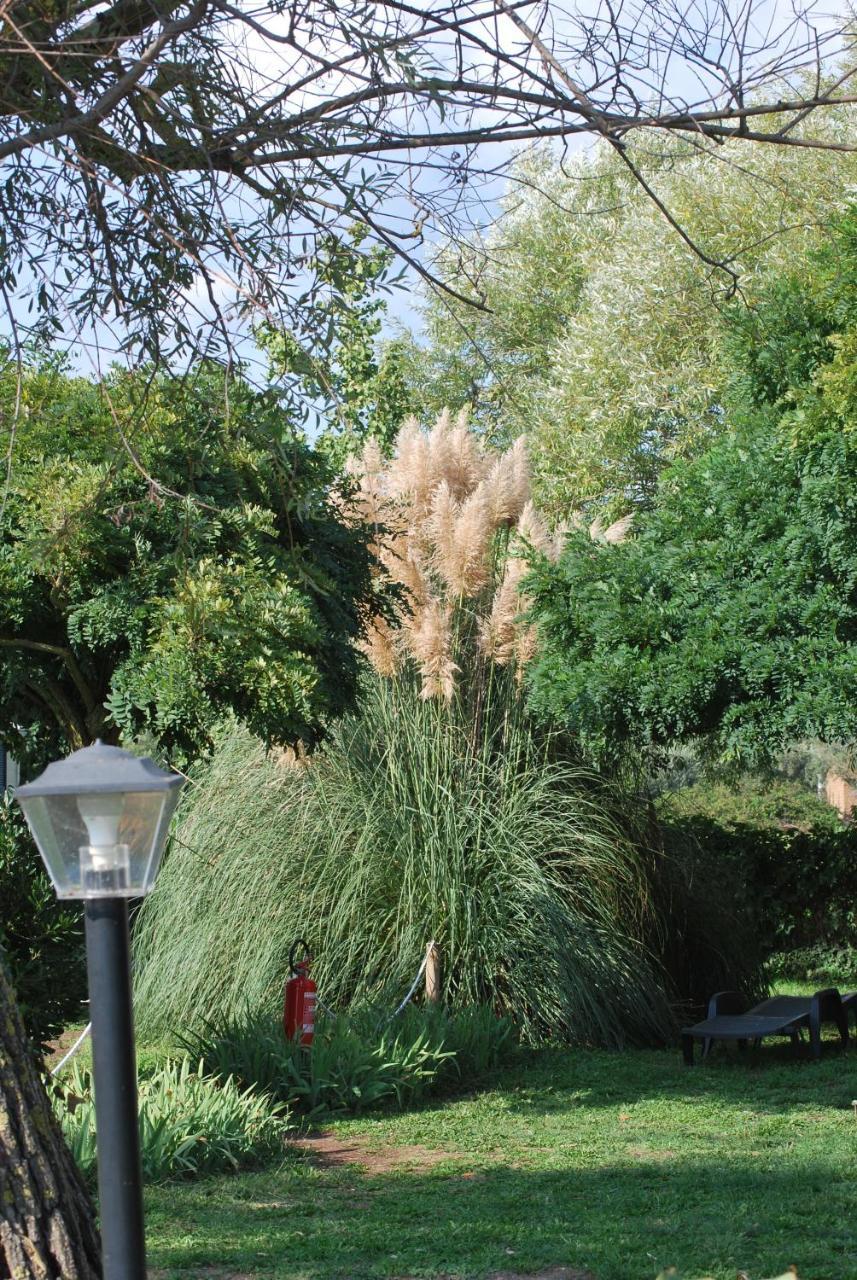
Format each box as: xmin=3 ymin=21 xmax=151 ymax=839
xmin=681 ymin=987 xmax=849 ymax=1065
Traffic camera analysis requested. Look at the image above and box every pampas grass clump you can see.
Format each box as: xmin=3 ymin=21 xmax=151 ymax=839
xmin=347 ymin=409 xmax=544 ymax=698
xmin=133 ymin=687 xmax=675 ymax=1048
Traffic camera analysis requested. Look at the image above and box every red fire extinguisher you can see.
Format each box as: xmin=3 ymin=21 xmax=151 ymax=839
xmin=283 ymin=938 xmax=316 ymax=1047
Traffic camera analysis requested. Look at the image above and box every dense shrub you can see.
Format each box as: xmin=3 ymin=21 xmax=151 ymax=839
xmin=55 ymin=1058 xmax=288 ymax=1182
xmin=659 ymin=780 xmax=857 ymax=957
xmin=766 ymin=944 xmax=857 ymax=987
xmin=179 ymin=1004 xmax=513 ymax=1117
xmin=0 ymin=794 xmax=86 ymax=1053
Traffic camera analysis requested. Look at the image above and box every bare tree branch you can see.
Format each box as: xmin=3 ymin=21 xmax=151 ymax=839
xmin=0 ymin=0 xmax=854 ymax=365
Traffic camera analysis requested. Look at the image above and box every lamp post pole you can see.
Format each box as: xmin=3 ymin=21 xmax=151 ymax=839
xmin=14 ymin=740 xmax=183 ymax=1280
xmin=85 ymin=899 xmax=146 ymax=1280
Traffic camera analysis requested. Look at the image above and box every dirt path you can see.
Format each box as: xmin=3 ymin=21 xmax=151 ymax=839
xmin=291 ymin=1129 xmax=464 ymax=1174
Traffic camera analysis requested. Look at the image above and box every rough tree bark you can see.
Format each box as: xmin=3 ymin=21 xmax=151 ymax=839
xmin=0 ymin=951 xmax=101 ymax=1280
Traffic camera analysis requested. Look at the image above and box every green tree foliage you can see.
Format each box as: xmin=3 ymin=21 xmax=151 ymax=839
xmin=0 ymin=359 xmax=376 ymax=770
xmin=0 ymin=795 xmax=85 ymax=1052
xmin=526 ymin=211 xmax=857 ymax=767
xmin=399 ymin=127 xmax=857 ymax=516
xmin=258 ymin=237 xmax=410 ymax=465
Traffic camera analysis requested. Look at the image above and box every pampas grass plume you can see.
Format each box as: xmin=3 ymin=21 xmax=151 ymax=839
xmin=479 ymin=501 xmax=548 ymax=666
xmin=362 ymin=615 xmax=400 ymax=678
xmin=602 ymin=513 xmax=634 ymax=544
xmin=408 ymin=596 xmax=458 ymax=700
xmin=427 ymin=480 xmax=459 ymax=583
xmin=436 ymin=408 xmax=485 ymax=499
xmin=390 ymin=415 xmax=434 ymax=515
xmin=345 ymin=410 xmax=547 ymax=697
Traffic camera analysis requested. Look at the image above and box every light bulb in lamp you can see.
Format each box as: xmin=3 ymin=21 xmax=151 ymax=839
xmin=78 ymin=792 xmax=129 ymax=890
xmin=78 ymin=792 xmax=124 ymax=850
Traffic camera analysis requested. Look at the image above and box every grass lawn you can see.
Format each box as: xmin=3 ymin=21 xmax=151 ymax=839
xmin=144 ymin=1036 xmax=857 ymax=1280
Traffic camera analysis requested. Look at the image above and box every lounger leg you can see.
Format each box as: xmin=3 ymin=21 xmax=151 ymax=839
xmin=809 ymin=1009 xmax=822 ymax=1059
xmin=837 ymin=1010 xmax=848 ymax=1050
xmin=682 ymin=1034 xmax=695 ymax=1066
xmin=738 ymin=1038 xmax=748 ymax=1052
xmin=702 ymin=1036 xmax=713 ymax=1059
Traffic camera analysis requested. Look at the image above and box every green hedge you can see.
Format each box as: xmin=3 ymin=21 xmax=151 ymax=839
xmin=659 ymin=780 xmax=857 ymax=957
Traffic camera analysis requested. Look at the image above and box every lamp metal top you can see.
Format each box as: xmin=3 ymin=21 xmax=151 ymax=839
xmin=15 ymin=740 xmax=183 ymax=798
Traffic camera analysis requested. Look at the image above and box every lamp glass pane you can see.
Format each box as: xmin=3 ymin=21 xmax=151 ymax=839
xmin=19 ymin=789 xmax=176 ymax=899
xmin=141 ymin=788 xmax=182 ymax=890
xmin=17 ymin=794 xmax=72 ymax=896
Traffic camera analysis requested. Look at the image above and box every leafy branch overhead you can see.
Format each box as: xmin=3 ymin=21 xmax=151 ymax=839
xmin=0 ymin=0 xmax=856 ymax=362
xmin=396 ymin=125 xmax=857 ymax=519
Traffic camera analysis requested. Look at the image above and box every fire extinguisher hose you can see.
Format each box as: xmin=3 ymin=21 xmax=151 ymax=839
xmin=289 ymin=938 xmax=312 ymax=975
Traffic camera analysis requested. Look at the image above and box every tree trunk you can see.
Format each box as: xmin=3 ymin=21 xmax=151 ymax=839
xmin=0 ymin=951 xmax=101 ymax=1280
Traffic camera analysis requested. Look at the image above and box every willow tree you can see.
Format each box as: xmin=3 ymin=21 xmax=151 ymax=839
xmin=397 ymin=115 xmax=857 ymax=517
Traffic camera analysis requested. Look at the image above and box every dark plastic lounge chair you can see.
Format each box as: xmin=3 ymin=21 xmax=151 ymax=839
xmin=682 ymin=987 xmax=849 ymax=1065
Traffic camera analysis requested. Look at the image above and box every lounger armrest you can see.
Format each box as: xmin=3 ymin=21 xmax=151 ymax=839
xmin=707 ymin=990 xmax=747 ymax=1018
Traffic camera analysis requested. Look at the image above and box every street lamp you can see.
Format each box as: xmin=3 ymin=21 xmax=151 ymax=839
xmin=16 ymin=739 xmax=183 ymax=1280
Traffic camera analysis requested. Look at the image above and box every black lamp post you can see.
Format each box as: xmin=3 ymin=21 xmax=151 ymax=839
xmin=15 ymin=741 xmax=183 ymax=1280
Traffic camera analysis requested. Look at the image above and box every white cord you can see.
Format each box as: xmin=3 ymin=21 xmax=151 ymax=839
xmin=389 ymin=946 xmax=431 ymax=1020
xmin=50 ymin=1022 xmax=91 ymax=1076
xmin=316 ymin=946 xmax=432 ymax=1025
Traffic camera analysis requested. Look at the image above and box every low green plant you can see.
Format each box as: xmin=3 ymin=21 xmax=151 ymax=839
xmin=179 ymin=1004 xmax=513 ymax=1117
xmin=393 ymin=1002 xmax=514 ymax=1084
xmin=55 ymin=1057 xmax=288 ymax=1182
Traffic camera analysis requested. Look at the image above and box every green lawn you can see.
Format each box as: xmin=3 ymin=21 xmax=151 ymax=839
xmin=145 ymin=1037 xmax=857 ymax=1280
